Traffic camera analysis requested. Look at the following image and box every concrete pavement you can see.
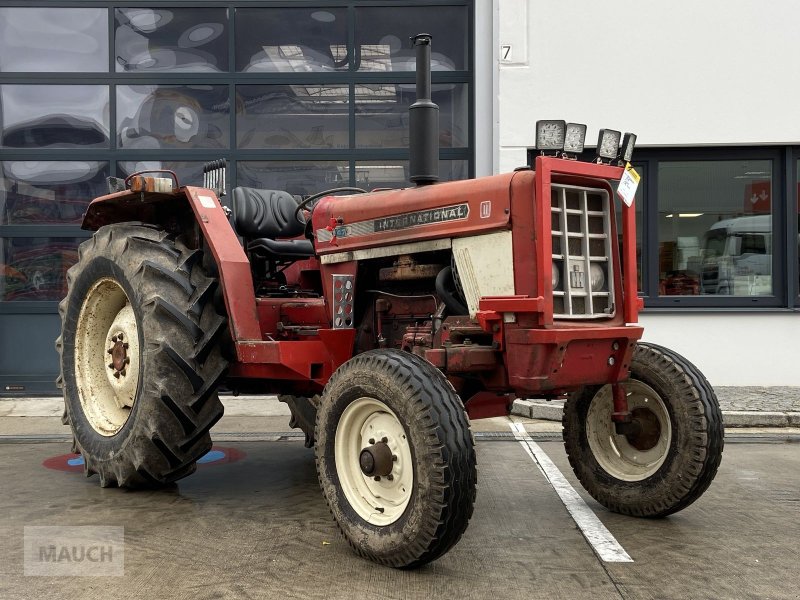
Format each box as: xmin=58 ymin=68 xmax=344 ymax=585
xmin=0 ymin=434 xmax=797 ymax=599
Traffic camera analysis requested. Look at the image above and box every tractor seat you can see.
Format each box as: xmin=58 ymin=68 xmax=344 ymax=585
xmin=247 ymin=238 xmax=314 ymax=260
xmin=231 ymin=186 xmax=306 ymax=239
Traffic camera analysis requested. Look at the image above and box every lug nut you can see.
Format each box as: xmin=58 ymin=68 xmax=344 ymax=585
xmin=113 ymin=372 xmax=120 ymax=379
xmin=124 ymin=357 xmax=130 ymax=365
xmin=107 ymin=348 xmax=113 ymax=355
xmin=391 ymin=455 xmax=398 ymax=462
xmin=608 ymin=357 xmax=616 ymax=366
xmin=123 ymin=343 xmax=129 ymax=350
xmin=369 ymin=438 xmax=375 ymax=445
xmin=381 ymin=437 xmax=388 ymax=443
xmin=374 ymin=476 xmax=381 ymax=482
xmin=387 ymin=474 xmax=394 ymax=481
xmin=108 ymin=363 xmax=114 ymax=370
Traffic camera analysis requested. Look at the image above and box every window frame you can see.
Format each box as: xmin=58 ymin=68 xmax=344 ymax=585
xmin=638 ymin=146 xmax=787 ymax=309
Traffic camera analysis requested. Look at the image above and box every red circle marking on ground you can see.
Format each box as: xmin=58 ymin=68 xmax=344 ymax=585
xmin=42 ymin=446 xmax=246 ymax=472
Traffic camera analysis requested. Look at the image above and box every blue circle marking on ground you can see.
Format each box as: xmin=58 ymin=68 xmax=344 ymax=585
xmin=197 ymin=449 xmax=226 ymax=464
xmin=44 ymin=446 xmax=244 ymax=472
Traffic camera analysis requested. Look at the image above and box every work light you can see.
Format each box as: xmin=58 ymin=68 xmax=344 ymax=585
xmin=596 ymin=129 xmax=621 ymax=162
xmin=618 ymin=132 xmax=637 ymax=163
xmin=563 ymin=123 xmax=587 ymax=157
xmin=535 ymin=120 xmax=566 ymax=153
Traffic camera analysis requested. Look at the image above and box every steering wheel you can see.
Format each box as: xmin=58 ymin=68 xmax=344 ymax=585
xmin=294 ymin=187 xmax=367 ymax=224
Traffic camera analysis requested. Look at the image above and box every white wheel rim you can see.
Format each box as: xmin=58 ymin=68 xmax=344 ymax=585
xmin=74 ymin=277 xmax=141 ymax=436
xmin=334 ymin=397 xmax=413 ymax=526
xmin=585 ymin=381 xmax=672 ymax=482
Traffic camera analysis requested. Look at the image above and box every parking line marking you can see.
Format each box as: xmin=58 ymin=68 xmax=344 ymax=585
xmin=509 ymin=421 xmax=634 ymax=563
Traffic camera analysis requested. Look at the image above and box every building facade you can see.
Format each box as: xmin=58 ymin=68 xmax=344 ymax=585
xmin=0 ymin=0 xmax=796 ymax=394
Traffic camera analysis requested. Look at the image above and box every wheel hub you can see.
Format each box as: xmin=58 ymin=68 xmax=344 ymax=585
xmin=107 ymin=333 xmax=130 ymax=377
xmin=625 ymin=407 xmax=662 ymax=451
xmin=585 ymin=380 xmax=672 ymax=482
xmin=359 ymin=438 xmax=395 ymax=478
xmin=334 ymin=397 xmax=414 ymax=526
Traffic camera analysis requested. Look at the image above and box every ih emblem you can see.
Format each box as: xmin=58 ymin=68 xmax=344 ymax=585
xmin=480 ymin=200 xmax=491 ymax=218
xmin=569 ymin=265 xmax=585 ymax=289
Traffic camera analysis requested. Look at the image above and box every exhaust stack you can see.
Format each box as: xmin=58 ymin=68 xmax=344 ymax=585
xmin=409 ymin=33 xmax=439 ymax=186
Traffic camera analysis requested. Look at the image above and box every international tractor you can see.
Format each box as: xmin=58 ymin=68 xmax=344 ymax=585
xmin=57 ymin=35 xmax=724 ymax=568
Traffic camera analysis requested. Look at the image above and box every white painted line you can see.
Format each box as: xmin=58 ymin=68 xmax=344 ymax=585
xmin=509 ymin=421 xmax=634 ymax=563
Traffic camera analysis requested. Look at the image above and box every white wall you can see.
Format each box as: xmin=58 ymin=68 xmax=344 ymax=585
xmin=639 ymin=313 xmax=800 ymax=386
xmin=484 ymin=0 xmax=800 ymax=385
xmin=496 ymin=0 xmax=800 ymax=173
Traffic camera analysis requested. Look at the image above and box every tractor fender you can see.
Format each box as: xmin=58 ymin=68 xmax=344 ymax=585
xmin=81 ymin=188 xmax=192 ymax=231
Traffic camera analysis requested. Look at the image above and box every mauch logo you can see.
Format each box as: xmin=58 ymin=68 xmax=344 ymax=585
xmin=24 ymin=526 xmax=124 ymax=577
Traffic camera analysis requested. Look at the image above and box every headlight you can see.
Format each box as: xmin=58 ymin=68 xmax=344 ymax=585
xmin=552 ymin=262 xmax=561 ymax=290
xmin=590 ymin=263 xmax=606 ymax=292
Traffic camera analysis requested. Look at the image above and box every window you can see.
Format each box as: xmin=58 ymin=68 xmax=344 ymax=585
xmin=0 ymin=1 xmax=474 ymax=393
xmin=0 ymin=85 xmax=110 ymax=148
xmin=633 ymin=149 xmax=785 ymax=308
xmin=115 ymin=8 xmax=228 ymax=72
xmin=657 ymin=160 xmax=773 ymax=298
xmin=0 ymin=8 xmax=108 ymax=73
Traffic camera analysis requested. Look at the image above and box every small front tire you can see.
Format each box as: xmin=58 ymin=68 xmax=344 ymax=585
xmin=315 ymin=350 xmax=476 ymax=568
xmin=563 ymin=342 xmax=723 ymax=517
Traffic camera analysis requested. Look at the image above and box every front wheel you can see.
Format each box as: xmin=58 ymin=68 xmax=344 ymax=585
xmin=563 ymin=342 xmax=723 ymax=517
xmin=315 ymin=350 xmax=476 ymax=568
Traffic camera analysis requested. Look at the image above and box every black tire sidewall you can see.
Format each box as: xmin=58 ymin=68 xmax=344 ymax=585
xmin=564 ymin=344 xmax=715 ymax=515
xmin=62 ymin=255 xmax=146 ymax=461
xmin=315 ymin=350 xmax=473 ymax=566
xmin=317 ymin=364 xmax=438 ymax=559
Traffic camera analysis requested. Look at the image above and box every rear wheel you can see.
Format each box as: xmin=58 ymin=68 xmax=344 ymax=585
xmin=57 ymin=224 xmax=228 ymax=488
xmin=563 ymin=342 xmax=723 ymax=517
xmin=315 ymin=350 xmax=476 ymax=568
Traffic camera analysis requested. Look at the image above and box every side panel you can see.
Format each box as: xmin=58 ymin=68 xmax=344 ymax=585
xmin=452 ymin=231 xmax=515 ymax=317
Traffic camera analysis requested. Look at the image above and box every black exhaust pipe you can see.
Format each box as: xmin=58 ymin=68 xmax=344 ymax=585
xmin=409 ymin=33 xmax=439 ymax=186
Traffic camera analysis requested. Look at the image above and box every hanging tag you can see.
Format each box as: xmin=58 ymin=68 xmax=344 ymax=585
xmin=617 ymin=163 xmax=640 ymax=207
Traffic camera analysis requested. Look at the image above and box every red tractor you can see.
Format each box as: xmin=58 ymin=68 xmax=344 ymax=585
xmin=57 ymin=35 xmax=723 ymax=568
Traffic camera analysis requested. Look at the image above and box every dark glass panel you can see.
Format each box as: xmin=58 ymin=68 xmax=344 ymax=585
xmin=354 ymin=160 xmax=468 ymax=189
xmin=355 ymin=6 xmax=468 ymax=71
xmin=117 ymin=85 xmax=230 ymax=149
xmin=355 ymin=83 xmax=468 ymax=149
xmin=0 ymin=8 xmax=108 ymax=73
xmin=237 ymin=85 xmax=349 ymax=149
xmin=1 ymin=161 xmax=108 ymax=225
xmin=115 ymin=8 xmax=228 ymax=72
xmin=0 ymin=237 xmax=82 ymax=301
xmin=235 ymin=8 xmax=348 ymax=72
xmin=658 ymin=160 xmax=772 ymax=297
xmin=238 ymin=161 xmax=349 ymax=197
xmin=0 ymin=85 xmax=110 ymax=148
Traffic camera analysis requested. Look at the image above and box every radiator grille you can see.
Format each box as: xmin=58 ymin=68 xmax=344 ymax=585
xmin=550 ymin=184 xmax=615 ymax=318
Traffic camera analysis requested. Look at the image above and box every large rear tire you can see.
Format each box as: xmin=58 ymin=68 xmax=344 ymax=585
xmin=315 ymin=350 xmax=476 ymax=568
xmin=56 ymin=224 xmax=228 ymax=488
xmin=563 ymin=342 xmax=723 ymax=517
